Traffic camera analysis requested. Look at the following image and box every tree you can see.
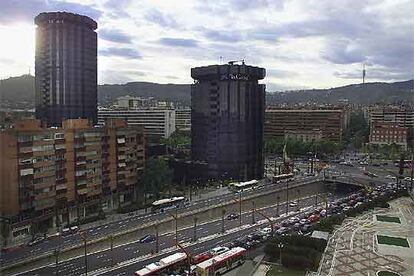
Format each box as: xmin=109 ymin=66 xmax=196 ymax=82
xmin=143 ymin=157 xmax=173 ymax=199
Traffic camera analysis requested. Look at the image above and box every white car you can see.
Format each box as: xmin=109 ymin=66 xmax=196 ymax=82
xmin=289 ymin=201 xmax=298 ymax=207
xmin=210 ymin=246 xmax=229 ymax=256
xmin=260 ymin=227 xmax=272 ymax=235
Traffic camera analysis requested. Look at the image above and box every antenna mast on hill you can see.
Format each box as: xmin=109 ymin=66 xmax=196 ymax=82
xmin=362 ymin=63 xmax=366 ymax=84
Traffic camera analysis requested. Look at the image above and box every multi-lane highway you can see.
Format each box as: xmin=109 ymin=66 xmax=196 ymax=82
xmin=2 ymin=160 xmax=401 ymax=276
xmin=1 ymin=175 xmax=323 ymax=267
xmin=16 ymin=194 xmax=331 ymax=276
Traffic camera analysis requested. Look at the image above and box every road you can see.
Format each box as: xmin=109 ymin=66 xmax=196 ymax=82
xmin=0 ymin=175 xmax=324 ymax=267
xmin=16 ymin=194 xmax=330 ymax=276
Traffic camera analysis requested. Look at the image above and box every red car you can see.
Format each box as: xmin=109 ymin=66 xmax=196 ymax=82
xmin=308 ymin=214 xmax=320 ymax=223
xmin=192 ymin=252 xmax=212 ymax=264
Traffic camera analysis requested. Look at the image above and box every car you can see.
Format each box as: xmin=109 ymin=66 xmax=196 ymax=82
xmin=260 ymin=227 xmax=273 ymax=236
xmin=293 ymin=223 xmax=301 ymax=231
xmin=319 ymin=209 xmax=327 ymax=217
xmin=28 ymin=236 xmax=45 ymax=246
xmin=289 ymin=201 xmax=298 ymax=207
xmin=300 ymin=224 xmax=313 ymax=233
xmin=192 ymin=252 xmax=212 ymax=264
xmin=289 ymin=216 xmax=300 ymax=224
xmin=276 ymin=227 xmax=289 ymax=235
xmin=343 ymin=206 xmax=351 ymax=212
xmin=308 ymin=214 xmax=320 ymax=223
xmin=248 ymin=233 xmax=263 ymax=241
xmin=226 ymin=213 xmax=239 ymax=220
xmin=281 ymin=220 xmax=291 ymax=227
xmin=139 ymin=234 xmax=155 ymax=243
xmin=299 ymin=219 xmax=310 ymax=225
xmin=210 ymin=246 xmax=229 ymax=256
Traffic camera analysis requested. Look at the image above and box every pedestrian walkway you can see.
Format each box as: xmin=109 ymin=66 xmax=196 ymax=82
xmin=318 ymin=197 xmax=414 ymax=276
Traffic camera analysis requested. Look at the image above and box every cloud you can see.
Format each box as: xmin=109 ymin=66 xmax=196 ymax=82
xmin=158 ymin=38 xmax=199 ymax=47
xmin=145 ymin=9 xmax=178 ymax=29
xmin=202 ymin=29 xmax=243 ymax=42
xmin=0 ymin=0 xmax=102 ymax=24
xmin=99 ymin=29 xmax=132 ymax=44
xmin=99 ymin=47 xmax=141 ymax=59
xmin=104 ymin=0 xmax=131 ymax=18
xmin=322 ymin=40 xmax=366 ymax=65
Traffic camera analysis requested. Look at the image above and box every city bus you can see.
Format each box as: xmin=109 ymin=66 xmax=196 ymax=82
xmin=151 ymin=196 xmax=186 ymax=212
xmin=134 ymin=252 xmax=188 ymax=275
xmin=272 ymin=173 xmax=294 ymax=183
xmin=195 ymin=247 xmax=246 ymax=276
xmin=229 ymin=180 xmax=259 ymax=193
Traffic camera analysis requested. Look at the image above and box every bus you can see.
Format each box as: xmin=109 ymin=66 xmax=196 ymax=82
xmin=151 ymin=196 xmax=186 ymax=212
xmin=229 ymin=180 xmax=259 ymax=193
xmin=272 ymin=173 xmax=294 ymax=183
xmin=134 ymin=252 xmax=188 ymax=275
xmin=196 ymin=247 xmax=246 ymax=276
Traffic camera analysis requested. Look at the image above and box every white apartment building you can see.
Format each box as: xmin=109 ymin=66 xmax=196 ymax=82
xmin=98 ymin=108 xmax=175 ymax=142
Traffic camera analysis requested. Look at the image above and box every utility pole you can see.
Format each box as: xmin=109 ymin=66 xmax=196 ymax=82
xmin=286 ymin=181 xmax=289 ymax=215
xmin=239 ymin=192 xmax=242 ymax=226
xmin=53 ymin=248 xmax=60 ymax=276
xmin=221 ymin=208 xmax=226 ymax=233
xmin=155 ymin=223 xmax=159 ymax=253
xmin=193 ymin=216 xmax=198 ymax=242
xmin=251 ymin=201 xmax=256 ymax=224
xmin=175 ymin=209 xmax=178 ymax=246
xmin=276 ymin=195 xmax=280 ymax=217
xmin=80 ymin=232 xmax=88 ymax=276
xmin=108 ymin=235 xmax=114 ymax=267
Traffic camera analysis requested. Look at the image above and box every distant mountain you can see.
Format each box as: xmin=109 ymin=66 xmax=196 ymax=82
xmin=0 ymin=75 xmax=412 ymax=109
xmin=99 ymin=82 xmax=191 ymax=106
xmin=267 ymin=80 xmax=414 ymax=105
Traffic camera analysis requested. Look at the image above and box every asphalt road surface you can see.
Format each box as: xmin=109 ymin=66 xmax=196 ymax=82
xmin=1 ymin=176 xmax=322 ymax=266
xmin=16 ymin=194 xmax=329 ymax=276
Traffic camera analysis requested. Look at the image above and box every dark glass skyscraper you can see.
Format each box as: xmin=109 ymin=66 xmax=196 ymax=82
xmin=191 ymin=63 xmax=266 ymax=181
xmin=35 ymin=12 xmax=98 ymax=126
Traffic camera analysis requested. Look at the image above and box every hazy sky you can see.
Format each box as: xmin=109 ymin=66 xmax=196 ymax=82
xmin=0 ymin=0 xmax=413 ymax=91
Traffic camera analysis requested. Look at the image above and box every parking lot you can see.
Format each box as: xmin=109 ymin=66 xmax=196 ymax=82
xmin=318 ymin=196 xmax=414 ymax=276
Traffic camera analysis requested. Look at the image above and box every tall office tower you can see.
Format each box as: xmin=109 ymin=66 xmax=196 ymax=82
xmin=34 ymin=12 xmax=98 ymax=126
xmin=191 ymin=63 xmax=266 ymax=181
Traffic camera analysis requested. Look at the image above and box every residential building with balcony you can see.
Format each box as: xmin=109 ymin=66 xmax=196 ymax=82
xmin=0 ymin=118 xmax=144 ymax=245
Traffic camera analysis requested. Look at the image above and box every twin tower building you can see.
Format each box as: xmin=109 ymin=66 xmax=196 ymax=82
xmin=35 ymin=12 xmax=266 ymax=181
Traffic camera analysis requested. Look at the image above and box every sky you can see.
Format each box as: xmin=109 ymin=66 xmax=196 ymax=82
xmin=0 ymin=0 xmax=413 ymax=91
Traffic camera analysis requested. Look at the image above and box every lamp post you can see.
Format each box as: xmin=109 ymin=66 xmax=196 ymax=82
xmin=155 ymin=223 xmax=159 ymax=253
xmin=221 ymin=208 xmax=226 ymax=233
xmin=80 ymin=231 xmax=88 ymax=275
xmin=53 ymin=248 xmax=60 ymax=276
xmin=286 ymin=181 xmax=289 ymax=215
xmin=251 ymin=201 xmax=256 ymax=224
xmin=193 ymin=216 xmax=198 ymax=242
xmin=108 ymin=235 xmax=114 ymax=267
xmin=276 ymin=195 xmax=280 ymax=217
xmin=278 ymin=242 xmax=284 ymax=265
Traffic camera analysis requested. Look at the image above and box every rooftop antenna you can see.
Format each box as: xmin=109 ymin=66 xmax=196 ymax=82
xmin=362 ymin=63 xmax=366 ymax=84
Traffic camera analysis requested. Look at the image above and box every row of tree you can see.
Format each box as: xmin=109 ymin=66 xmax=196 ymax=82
xmin=265 ymin=137 xmax=344 ymax=157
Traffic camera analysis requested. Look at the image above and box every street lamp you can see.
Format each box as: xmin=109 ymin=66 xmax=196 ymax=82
xmin=108 ymin=235 xmax=115 ymax=267
xmin=276 ymin=195 xmax=280 ymax=217
xmin=221 ymin=208 xmax=226 ymax=233
xmin=193 ymin=216 xmax=198 ymax=242
xmin=277 ymin=242 xmax=284 ymax=265
xmin=79 ymin=231 xmax=88 ymax=275
xmin=53 ymin=248 xmax=60 ymax=276
xmin=155 ymin=223 xmax=159 ymax=253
